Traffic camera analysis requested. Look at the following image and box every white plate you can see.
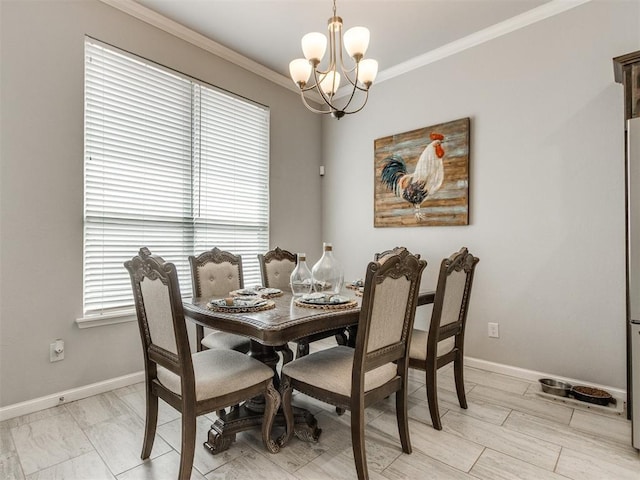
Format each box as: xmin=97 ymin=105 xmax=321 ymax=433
xmin=299 ymin=293 xmax=350 ymax=305
xmin=209 ymin=298 xmax=268 ymax=309
xmin=257 ymin=287 xmax=282 ymax=295
xmin=231 ymin=288 xmax=260 ymax=296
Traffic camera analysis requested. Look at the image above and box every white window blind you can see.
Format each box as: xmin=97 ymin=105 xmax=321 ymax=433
xmin=84 ymin=39 xmax=269 ymax=317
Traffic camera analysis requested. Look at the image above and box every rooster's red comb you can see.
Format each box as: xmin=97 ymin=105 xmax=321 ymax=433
xmin=430 ymin=133 xmax=444 ymax=141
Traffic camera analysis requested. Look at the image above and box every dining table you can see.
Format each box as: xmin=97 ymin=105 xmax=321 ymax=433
xmin=183 ymin=288 xmax=435 ymax=455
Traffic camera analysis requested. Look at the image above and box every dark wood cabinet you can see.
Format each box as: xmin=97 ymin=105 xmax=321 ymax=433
xmin=614 ymin=50 xmax=640 ymax=120
xmin=614 ymin=51 xmax=640 ymax=425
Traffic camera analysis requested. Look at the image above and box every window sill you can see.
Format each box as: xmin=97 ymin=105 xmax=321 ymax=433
xmin=76 ymin=310 xmax=137 ymax=329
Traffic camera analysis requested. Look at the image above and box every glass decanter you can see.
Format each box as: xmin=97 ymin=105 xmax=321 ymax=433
xmin=311 ymin=242 xmax=344 ymax=294
xmin=290 ymin=253 xmax=313 ymax=296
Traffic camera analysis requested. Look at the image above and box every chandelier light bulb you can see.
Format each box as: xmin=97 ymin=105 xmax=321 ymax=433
xmin=320 ymin=70 xmax=341 ymax=95
xmin=289 ymin=59 xmax=312 ymax=86
xmin=301 ymin=32 xmax=327 ymax=65
xmin=343 ymin=26 xmax=370 ymax=60
xmin=357 ymin=58 xmax=378 ymax=87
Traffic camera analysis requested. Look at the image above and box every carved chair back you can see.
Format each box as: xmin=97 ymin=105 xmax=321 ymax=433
xmin=353 ymin=248 xmax=427 ymax=396
xmin=428 ymin=247 xmax=479 ymax=359
xmin=258 ymin=247 xmax=297 ymax=290
xmin=125 ymin=248 xmax=195 ymax=398
xmin=373 ymin=246 xmax=419 ymax=262
xmin=189 ymin=247 xmax=244 ymax=299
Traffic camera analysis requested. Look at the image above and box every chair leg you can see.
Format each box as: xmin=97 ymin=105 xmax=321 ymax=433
xmin=179 ymin=409 xmax=196 ymax=480
xmin=262 ymin=379 xmax=281 ymax=453
xmin=454 ymin=354 xmax=468 ymax=409
xmin=351 ymin=403 xmax=368 ymax=480
xmin=196 ymin=325 xmax=206 ymax=352
xmin=426 ymin=369 xmax=442 ymax=430
xmin=395 ymin=387 xmax=412 ymax=454
xmin=141 ymin=384 xmax=158 ymax=459
xmin=278 ymin=375 xmax=295 ymax=448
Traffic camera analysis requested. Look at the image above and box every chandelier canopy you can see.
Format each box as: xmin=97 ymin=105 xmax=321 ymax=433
xmin=289 ymin=0 xmax=378 ymax=119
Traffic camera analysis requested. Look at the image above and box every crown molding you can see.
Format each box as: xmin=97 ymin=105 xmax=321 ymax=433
xmin=336 ymin=0 xmax=591 ymax=98
xmin=100 ymin=0 xmax=590 ymax=102
xmin=98 ymin=0 xmax=325 ymax=99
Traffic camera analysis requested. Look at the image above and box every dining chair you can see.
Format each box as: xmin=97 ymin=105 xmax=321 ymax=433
xmin=189 ymin=247 xmax=251 ymax=353
xmin=258 ymin=246 xmax=348 ymax=362
xmin=408 ymin=247 xmax=479 ymax=430
xmin=258 ymin=247 xmax=298 ymax=364
xmin=258 ymin=246 xmax=297 ymax=290
xmin=279 ymin=248 xmax=426 ymax=480
xmin=124 ymin=247 xmax=280 ymax=480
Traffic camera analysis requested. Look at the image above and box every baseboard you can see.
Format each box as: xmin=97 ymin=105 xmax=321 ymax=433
xmin=0 ymin=371 xmax=145 ymax=422
xmin=465 ymin=356 xmax=627 ymax=401
xmin=0 ymin=358 xmax=628 ymax=422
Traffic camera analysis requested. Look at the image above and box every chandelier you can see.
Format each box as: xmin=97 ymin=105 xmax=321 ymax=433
xmin=289 ymin=0 xmax=378 ymax=119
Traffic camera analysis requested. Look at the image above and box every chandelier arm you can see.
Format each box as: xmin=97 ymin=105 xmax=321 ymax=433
xmin=299 ymin=91 xmax=334 ymax=115
xmin=307 ymin=64 xmax=369 ymax=116
xmin=297 ymin=62 xmax=339 ymax=92
xmin=339 ymin=63 xmax=366 ymax=92
xmin=340 ymin=89 xmax=370 ymax=115
xmin=342 ymin=78 xmax=369 ymax=93
xmin=341 ymin=69 xmax=358 ymax=88
xmin=340 ymin=78 xmax=359 ymax=113
xmin=337 ymin=20 xmax=346 ymax=76
xmin=299 ymin=81 xmax=320 ymax=93
xmin=340 ymin=60 xmax=363 ymax=91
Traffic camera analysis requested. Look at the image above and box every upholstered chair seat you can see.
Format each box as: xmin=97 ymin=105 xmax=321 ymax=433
xmin=157 ymin=349 xmax=274 ymax=401
xmin=408 ymin=331 xmax=455 ymax=361
xmin=201 ymin=331 xmax=252 ymax=351
xmin=282 ymin=346 xmax=397 ymax=397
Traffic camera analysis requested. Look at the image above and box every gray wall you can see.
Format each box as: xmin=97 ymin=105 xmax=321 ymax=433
xmin=2 ymin=0 xmax=639 ymax=408
xmin=0 ymin=0 xmax=322 ymax=406
xmin=321 ymin=0 xmax=639 ymax=389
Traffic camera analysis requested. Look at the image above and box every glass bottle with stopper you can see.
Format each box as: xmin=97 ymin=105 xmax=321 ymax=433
xmin=311 ymin=242 xmax=344 ymax=294
xmin=290 ymin=253 xmax=313 ymax=296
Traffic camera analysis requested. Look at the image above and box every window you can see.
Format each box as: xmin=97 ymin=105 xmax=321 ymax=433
xmin=83 ymin=39 xmax=269 ymax=319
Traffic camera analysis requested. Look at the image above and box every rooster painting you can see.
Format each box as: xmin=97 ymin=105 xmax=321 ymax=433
xmin=380 ymin=132 xmax=446 ymax=220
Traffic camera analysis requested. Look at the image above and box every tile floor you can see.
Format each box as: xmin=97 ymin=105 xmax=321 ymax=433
xmin=2 ymin=340 xmax=639 ymax=479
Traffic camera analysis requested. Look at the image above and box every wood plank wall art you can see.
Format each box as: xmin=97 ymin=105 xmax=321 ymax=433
xmin=374 ymin=117 xmax=470 ymax=227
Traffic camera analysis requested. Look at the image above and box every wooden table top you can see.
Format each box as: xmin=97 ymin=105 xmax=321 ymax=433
xmin=183 ymin=290 xmax=435 ymax=347
xmin=184 ymin=291 xmax=361 ymax=346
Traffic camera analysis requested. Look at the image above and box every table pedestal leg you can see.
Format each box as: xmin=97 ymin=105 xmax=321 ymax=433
xmin=204 ymin=341 xmax=321 ymax=454
xmin=204 ymin=403 xmax=321 ymax=454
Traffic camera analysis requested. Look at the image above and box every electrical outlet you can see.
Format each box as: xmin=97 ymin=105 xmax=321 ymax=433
xmin=488 ymin=323 xmax=500 ymax=338
xmin=50 ymin=339 xmax=64 ymax=362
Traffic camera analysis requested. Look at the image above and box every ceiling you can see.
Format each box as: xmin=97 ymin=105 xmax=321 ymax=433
xmin=132 ymin=0 xmax=551 ymax=81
